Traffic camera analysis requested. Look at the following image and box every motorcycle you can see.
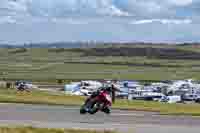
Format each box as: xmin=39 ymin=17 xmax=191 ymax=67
xmin=16 ymin=83 xmax=30 ymax=92
xmin=80 ymin=89 xmax=112 ymax=114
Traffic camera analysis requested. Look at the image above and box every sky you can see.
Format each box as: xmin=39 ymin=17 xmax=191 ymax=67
xmin=0 ymin=0 xmax=199 ymax=44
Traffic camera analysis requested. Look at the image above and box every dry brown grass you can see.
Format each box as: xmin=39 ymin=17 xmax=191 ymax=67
xmin=0 ymin=126 xmax=116 ymax=133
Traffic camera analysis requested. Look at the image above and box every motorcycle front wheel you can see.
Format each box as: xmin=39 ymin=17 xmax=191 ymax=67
xmin=80 ymin=105 xmax=87 ymax=114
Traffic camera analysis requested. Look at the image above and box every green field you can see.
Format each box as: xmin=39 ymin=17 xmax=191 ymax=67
xmin=0 ymin=45 xmax=200 ymax=82
xmin=1 ymin=89 xmax=200 ymax=116
xmin=0 ymin=126 xmax=116 ymax=133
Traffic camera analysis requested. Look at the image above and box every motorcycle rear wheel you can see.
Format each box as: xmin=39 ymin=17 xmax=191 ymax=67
xmin=88 ymin=102 xmax=99 ymax=114
xmin=102 ymin=107 xmax=111 ymax=114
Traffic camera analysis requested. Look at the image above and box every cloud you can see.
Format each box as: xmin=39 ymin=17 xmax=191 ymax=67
xmin=130 ymin=19 xmax=192 ymax=25
xmin=0 ymin=16 xmax=16 ymax=24
xmin=113 ymin=0 xmax=164 ymax=18
xmin=99 ymin=5 xmax=130 ymax=17
xmin=0 ymin=0 xmax=199 ymax=19
xmin=0 ymin=0 xmax=131 ymax=18
xmin=0 ymin=0 xmax=200 ymax=44
xmin=160 ymin=19 xmax=192 ymax=24
xmin=167 ymin=0 xmax=193 ymax=6
xmin=0 ymin=0 xmax=27 ymax=13
xmin=51 ymin=18 xmax=89 ymax=24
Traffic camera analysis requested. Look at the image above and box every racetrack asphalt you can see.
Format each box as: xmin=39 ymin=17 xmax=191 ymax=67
xmin=0 ymin=103 xmax=200 ymax=133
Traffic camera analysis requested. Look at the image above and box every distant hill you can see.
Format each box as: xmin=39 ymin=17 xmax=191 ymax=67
xmin=0 ymin=42 xmax=200 ymax=48
xmin=0 ymin=42 xmax=100 ymax=48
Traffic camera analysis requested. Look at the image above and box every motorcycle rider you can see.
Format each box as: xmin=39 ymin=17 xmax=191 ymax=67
xmin=84 ymin=81 xmax=121 ymax=105
xmin=17 ymin=82 xmax=26 ymax=91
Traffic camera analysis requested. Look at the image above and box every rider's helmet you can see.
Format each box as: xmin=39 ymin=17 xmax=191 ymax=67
xmin=105 ymin=86 xmax=112 ymax=92
xmin=98 ymin=85 xmax=111 ymax=92
xmin=103 ymin=83 xmax=112 ymax=93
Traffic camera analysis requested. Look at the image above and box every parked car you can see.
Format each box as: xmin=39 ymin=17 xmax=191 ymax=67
xmin=182 ymin=93 xmax=198 ymax=101
xmin=15 ymin=81 xmax=37 ymax=91
xmin=195 ymin=95 xmax=200 ymax=103
xmin=160 ymin=95 xmax=181 ymax=103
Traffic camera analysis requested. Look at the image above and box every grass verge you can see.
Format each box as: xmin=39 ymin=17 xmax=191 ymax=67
xmin=1 ymin=89 xmax=200 ymax=116
xmin=0 ymin=126 xmax=116 ymax=133
xmin=3 ymin=47 xmax=200 ymax=81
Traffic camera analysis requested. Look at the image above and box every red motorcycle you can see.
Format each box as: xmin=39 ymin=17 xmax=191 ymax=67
xmin=80 ymin=89 xmax=112 ymax=114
